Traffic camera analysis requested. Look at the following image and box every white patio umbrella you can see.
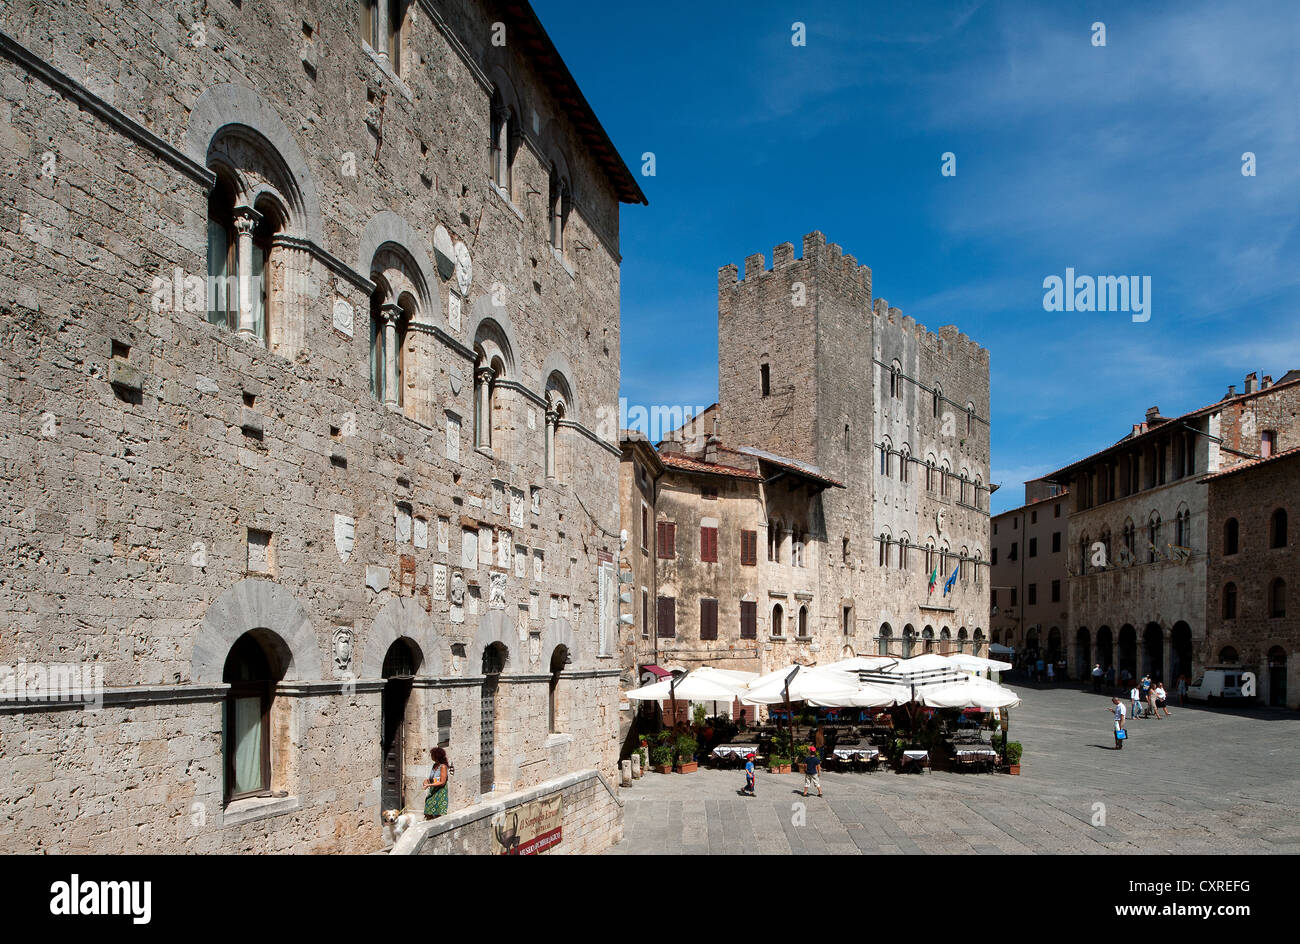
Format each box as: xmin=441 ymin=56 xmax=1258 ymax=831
xmin=884 ymin=653 xmax=965 ymax=676
xmin=740 ymin=664 xmax=861 ymax=705
xmin=808 ymin=680 xmax=909 ymax=708
xmin=818 ymin=655 xmax=899 ymax=674
xmin=920 ymin=676 xmax=1021 ymax=710
xmin=946 ymin=654 xmax=1013 ymax=674
xmin=624 ymin=666 xmax=755 ymax=701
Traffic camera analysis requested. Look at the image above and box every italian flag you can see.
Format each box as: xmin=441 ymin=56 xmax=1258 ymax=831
xmin=928 ymin=565 xmax=939 ymax=593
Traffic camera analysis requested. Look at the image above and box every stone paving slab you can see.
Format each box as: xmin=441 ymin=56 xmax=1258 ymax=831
xmin=608 ymin=685 xmax=1300 ymax=855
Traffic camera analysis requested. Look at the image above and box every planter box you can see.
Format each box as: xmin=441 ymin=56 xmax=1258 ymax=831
xmin=675 ymin=762 xmax=698 ymax=774
xmin=652 ymin=764 xmax=673 ymax=774
xmin=768 ymin=763 xmax=792 ymax=774
xmin=1005 ymin=764 xmax=1021 ymax=775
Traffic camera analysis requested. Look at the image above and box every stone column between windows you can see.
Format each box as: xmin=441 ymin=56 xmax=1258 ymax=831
xmin=545 ymin=406 xmax=558 ymax=479
xmin=375 ymin=0 xmax=390 ymax=58
xmin=232 ymin=205 xmax=262 ymax=338
xmin=269 ymin=236 xmax=310 ymax=358
xmin=380 ymin=302 xmax=402 ymax=409
xmin=475 ymin=366 xmax=495 ymax=449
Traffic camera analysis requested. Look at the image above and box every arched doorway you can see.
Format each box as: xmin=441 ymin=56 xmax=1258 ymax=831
xmin=878 ymin=623 xmax=892 ymax=657
xmin=1170 ymin=622 xmax=1192 ymax=682
xmin=1219 ymin=646 xmax=1239 ymax=664
xmin=903 ymin=624 xmax=916 ymax=657
xmin=481 ymin=642 xmax=508 ymax=794
xmin=549 ymin=645 xmax=570 ymax=732
xmin=1047 ymin=626 xmax=1062 ymax=664
xmin=1142 ymin=623 xmax=1163 ymax=679
xmin=973 ymin=628 xmax=985 ymax=657
xmin=1118 ymin=624 xmax=1137 ymax=678
xmin=957 ymin=627 xmax=968 ymax=653
xmin=1025 ymin=627 xmax=1039 ymax=656
xmin=922 ymin=625 xmax=934 ymax=654
xmin=381 ymin=637 xmax=422 ymax=812
xmin=1096 ymin=626 xmax=1113 ymax=673
xmin=1076 ymin=627 xmax=1092 ymax=679
xmin=1267 ymin=647 xmax=1287 ymax=707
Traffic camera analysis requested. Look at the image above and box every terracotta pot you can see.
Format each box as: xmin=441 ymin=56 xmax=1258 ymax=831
xmin=675 ymin=762 xmax=698 ymax=774
xmin=1005 ymin=764 xmax=1021 ymax=775
xmin=768 ymin=763 xmax=792 ymax=774
xmin=652 ymin=764 xmax=673 ymax=774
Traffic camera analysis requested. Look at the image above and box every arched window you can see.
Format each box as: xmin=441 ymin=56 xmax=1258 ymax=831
xmin=903 ymin=624 xmax=916 ymax=657
xmin=548 ymin=645 xmax=569 ymax=733
xmin=548 ymin=165 xmax=570 ymax=253
xmin=1269 ymin=578 xmax=1287 ymax=618
xmin=940 ymin=460 xmax=950 ymax=497
xmin=1271 ymin=508 xmax=1288 ymax=549
xmin=206 ymin=174 xmax=238 ymax=332
xmin=368 ymin=279 xmax=411 ymax=408
xmin=957 ymin=626 xmax=968 ymax=653
xmin=473 ymin=320 xmax=514 ymax=455
xmin=922 ymin=625 xmax=934 ymax=654
xmin=898 ymin=534 xmax=909 ymax=570
xmin=490 ymin=90 xmax=518 ymax=198
xmin=1122 ymin=520 xmax=1136 ymax=562
xmin=889 ymin=361 xmax=902 ymax=399
xmin=772 ymin=604 xmax=784 ymax=638
xmin=205 ymin=177 xmax=280 ymax=346
xmin=768 ymin=519 xmax=782 ymax=563
xmin=878 ymin=623 xmax=892 ymax=657
xmin=1219 ymin=646 xmax=1239 ymax=663
xmin=1224 ymin=518 xmax=1239 ymax=555
xmin=1174 ymin=507 xmax=1191 ymax=549
xmin=966 ymin=402 xmax=975 ymax=434
xmin=974 ymin=549 xmax=983 ymax=587
xmin=798 ymin=605 xmax=808 ymax=638
xmin=223 ymin=632 xmax=284 ymax=802
xmin=879 ymin=438 xmax=892 ymax=477
xmin=899 ymin=445 xmax=910 ymax=483
xmin=545 ymin=371 xmax=575 ymax=482
xmin=973 ymin=628 xmax=985 ymax=656
xmin=1222 ymin=582 xmax=1237 ymax=619
xmin=878 ymin=532 xmax=889 ymax=567
xmin=932 ymin=384 xmax=941 ymax=418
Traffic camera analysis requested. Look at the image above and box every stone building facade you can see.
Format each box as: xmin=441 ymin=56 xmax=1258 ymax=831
xmin=1045 ymin=371 xmax=1300 ymax=684
xmin=1204 ymin=447 xmax=1298 ymax=708
xmin=989 ymin=479 xmax=1069 ymax=664
xmin=0 ymin=0 xmax=643 ymax=853
xmin=619 ymin=233 xmax=992 ymax=716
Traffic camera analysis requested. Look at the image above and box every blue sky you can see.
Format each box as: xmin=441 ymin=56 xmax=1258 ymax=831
xmin=533 ymin=0 xmax=1300 ymax=514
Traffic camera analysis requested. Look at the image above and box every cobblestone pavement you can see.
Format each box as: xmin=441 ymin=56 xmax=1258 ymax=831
xmin=608 ymin=684 xmax=1300 ymax=854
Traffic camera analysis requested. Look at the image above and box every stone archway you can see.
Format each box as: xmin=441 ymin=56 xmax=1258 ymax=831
xmin=360 ymin=596 xmax=443 ymax=679
xmin=192 ymin=578 xmax=322 ymax=684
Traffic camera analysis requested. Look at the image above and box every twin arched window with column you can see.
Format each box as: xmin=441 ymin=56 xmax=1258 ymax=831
xmin=544 ymin=370 xmax=574 ymax=481
xmin=490 ymin=89 xmax=519 ymax=199
xmin=548 ymin=165 xmax=571 ymax=253
xmin=473 ymin=320 xmax=513 ymax=455
xmin=205 ymin=129 xmax=309 ymax=354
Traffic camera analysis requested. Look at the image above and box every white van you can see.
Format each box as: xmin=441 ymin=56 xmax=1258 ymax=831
xmin=1185 ymin=668 xmax=1254 ymax=705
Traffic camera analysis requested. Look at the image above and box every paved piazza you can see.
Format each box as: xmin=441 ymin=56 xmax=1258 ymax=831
xmin=609 ymin=685 xmax=1300 ymax=855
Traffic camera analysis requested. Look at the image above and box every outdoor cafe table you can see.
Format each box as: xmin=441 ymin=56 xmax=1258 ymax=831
xmin=831 ymin=746 xmax=879 ymax=762
xmin=901 ymin=749 xmax=930 ymax=773
xmin=954 ymin=748 xmax=998 ymax=761
xmin=711 ymin=744 xmax=759 ymax=761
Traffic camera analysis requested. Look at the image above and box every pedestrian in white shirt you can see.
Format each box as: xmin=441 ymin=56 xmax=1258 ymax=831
xmin=1155 ymin=684 xmax=1170 ymax=719
xmin=1109 ymin=697 xmax=1127 ymax=749
xmin=1129 ymin=686 xmax=1142 ymax=719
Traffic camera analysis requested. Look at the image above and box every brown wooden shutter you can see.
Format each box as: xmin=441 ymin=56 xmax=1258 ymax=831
xmin=700 ymin=598 xmax=717 ymax=640
xmin=657 ymin=596 xmax=675 ymax=638
xmin=657 ymin=521 xmax=676 ymax=559
xmin=740 ymin=600 xmax=757 ymax=639
xmin=701 ymin=526 xmax=718 ymax=562
xmin=740 ymin=529 xmax=757 ymax=566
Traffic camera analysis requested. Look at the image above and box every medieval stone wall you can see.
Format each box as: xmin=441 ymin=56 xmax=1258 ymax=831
xmin=0 ymin=0 xmax=631 ymax=852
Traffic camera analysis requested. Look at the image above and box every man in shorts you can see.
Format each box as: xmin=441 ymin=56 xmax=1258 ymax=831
xmin=1109 ymin=697 xmax=1127 ymax=749
xmin=802 ymin=745 xmax=823 ymax=798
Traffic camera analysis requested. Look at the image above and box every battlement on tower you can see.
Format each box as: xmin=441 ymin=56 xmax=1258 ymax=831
xmin=718 ymin=231 xmax=872 ymax=297
xmin=872 ymin=297 xmax=990 ymax=367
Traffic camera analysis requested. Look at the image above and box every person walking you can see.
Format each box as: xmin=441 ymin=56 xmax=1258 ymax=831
xmin=1109 ymin=698 xmax=1127 ymax=749
xmin=1046 ymin=662 xmax=1055 ymax=684
xmin=1155 ymin=683 xmax=1170 ymax=718
xmin=423 ymin=747 xmax=452 ymax=819
xmin=742 ymin=752 xmax=756 ymax=796
xmin=1176 ymin=674 xmax=1188 ymax=706
xmin=1092 ymin=663 xmax=1103 ymax=693
xmin=802 ymin=744 xmax=823 ymax=798
xmin=1129 ymin=685 xmax=1142 ymax=720
xmin=1146 ymin=684 xmax=1160 ymax=720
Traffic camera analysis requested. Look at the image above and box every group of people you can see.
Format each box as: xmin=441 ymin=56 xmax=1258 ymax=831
xmin=740 ymin=744 xmax=823 ymax=799
xmin=1106 ymin=672 xmax=1175 ymax=749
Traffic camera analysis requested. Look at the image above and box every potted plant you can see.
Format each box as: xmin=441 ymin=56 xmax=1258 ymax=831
xmin=674 ymin=734 xmax=699 ymax=773
xmin=1004 ymin=741 xmax=1023 ymax=775
xmin=767 ymin=752 xmax=791 ymax=774
xmin=650 ymin=742 xmax=675 ymax=774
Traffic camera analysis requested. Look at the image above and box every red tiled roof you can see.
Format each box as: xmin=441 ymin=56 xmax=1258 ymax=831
xmin=658 ymin=451 xmax=763 ymax=480
xmin=735 ymin=446 xmax=845 ymax=489
xmin=1200 ymin=444 xmax=1300 ymax=481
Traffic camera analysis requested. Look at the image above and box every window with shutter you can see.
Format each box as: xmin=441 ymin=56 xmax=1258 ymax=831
xmin=656 ymin=521 xmax=676 ymax=560
xmin=700 ymin=526 xmax=718 ymax=563
xmin=700 ymin=598 xmax=717 ymax=640
xmin=657 ymin=596 xmax=676 ymax=638
xmin=740 ymin=600 xmax=757 ymax=639
xmin=740 ymin=529 xmax=757 ymax=566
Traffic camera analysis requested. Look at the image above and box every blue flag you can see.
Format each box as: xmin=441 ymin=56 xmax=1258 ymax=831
xmin=943 ymin=567 xmax=959 ymax=595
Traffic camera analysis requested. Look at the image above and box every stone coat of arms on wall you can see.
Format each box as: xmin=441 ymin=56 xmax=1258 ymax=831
xmin=333 ymin=627 xmax=354 ymax=673
xmin=489 ymin=572 xmax=507 ymax=609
